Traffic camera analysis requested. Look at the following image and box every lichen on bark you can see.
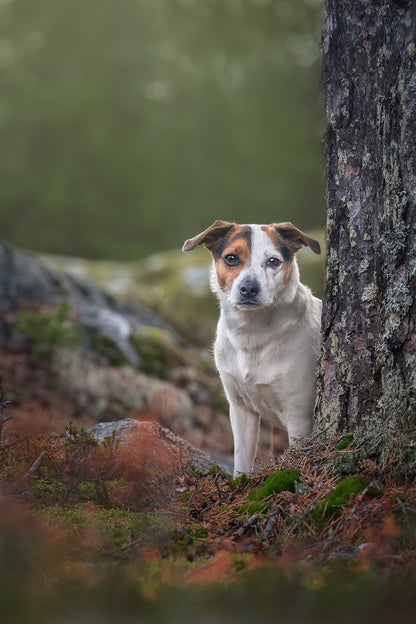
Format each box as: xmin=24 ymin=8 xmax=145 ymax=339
xmin=315 ymin=0 xmax=416 ymax=435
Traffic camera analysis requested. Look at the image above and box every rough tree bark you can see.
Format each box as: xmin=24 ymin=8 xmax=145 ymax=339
xmin=315 ymin=0 xmax=416 ymax=435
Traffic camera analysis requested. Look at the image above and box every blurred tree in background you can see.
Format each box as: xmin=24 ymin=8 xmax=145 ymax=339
xmin=0 ymin=0 xmax=324 ymax=260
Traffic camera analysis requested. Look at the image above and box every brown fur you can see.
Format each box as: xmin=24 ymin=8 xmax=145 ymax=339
xmin=261 ymin=226 xmax=292 ymax=283
xmin=215 ymin=227 xmax=252 ymax=292
xmin=181 ymin=220 xmax=234 ymax=254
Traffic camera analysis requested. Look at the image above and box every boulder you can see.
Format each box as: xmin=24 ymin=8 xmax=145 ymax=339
xmin=0 ymin=242 xmax=178 ymax=357
xmin=0 ymin=242 xmax=234 ymax=468
xmin=53 ymin=349 xmax=194 ymax=435
xmin=88 ymin=418 xmax=224 ymax=475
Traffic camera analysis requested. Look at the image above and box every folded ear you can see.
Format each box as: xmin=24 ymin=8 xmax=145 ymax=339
xmin=274 ymin=222 xmax=321 ymax=255
xmin=182 ymin=220 xmax=234 ymax=253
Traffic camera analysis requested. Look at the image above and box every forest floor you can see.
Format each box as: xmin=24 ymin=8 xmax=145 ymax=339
xmin=0 ymin=351 xmax=416 ymax=624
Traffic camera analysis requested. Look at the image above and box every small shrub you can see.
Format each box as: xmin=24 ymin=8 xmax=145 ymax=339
xmin=208 ymin=465 xmax=226 ymax=477
xmin=16 ymin=301 xmax=83 ymax=356
xmin=31 ymin=422 xmax=121 ymax=506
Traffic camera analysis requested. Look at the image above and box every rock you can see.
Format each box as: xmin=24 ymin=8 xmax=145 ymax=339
xmin=53 ymin=349 xmax=194 ymax=435
xmin=44 ymin=247 xmax=217 ymax=347
xmin=0 ymin=242 xmax=178 ymax=356
xmin=0 ymin=242 xmax=234 ymax=465
xmin=88 ymin=418 xmax=224 ymax=474
xmin=328 ymin=545 xmax=361 ymax=560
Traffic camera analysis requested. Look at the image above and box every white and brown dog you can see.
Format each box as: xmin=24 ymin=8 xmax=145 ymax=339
xmin=182 ymin=221 xmax=322 ymax=477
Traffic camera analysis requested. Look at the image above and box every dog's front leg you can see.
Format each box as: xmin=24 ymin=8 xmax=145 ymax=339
xmin=229 ymin=403 xmax=260 ymax=478
xmin=286 ymin=409 xmax=313 ymax=446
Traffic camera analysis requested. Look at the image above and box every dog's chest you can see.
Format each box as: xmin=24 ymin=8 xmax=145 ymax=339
xmin=216 ymin=336 xmax=292 ymax=423
xmin=227 ymin=344 xmax=277 ymax=386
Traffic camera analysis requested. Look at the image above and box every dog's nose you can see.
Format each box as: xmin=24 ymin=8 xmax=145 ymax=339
xmin=239 ymin=280 xmax=260 ymax=299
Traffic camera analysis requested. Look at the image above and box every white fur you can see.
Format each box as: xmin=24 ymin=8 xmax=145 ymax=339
xmin=211 ymin=225 xmax=322 ymax=477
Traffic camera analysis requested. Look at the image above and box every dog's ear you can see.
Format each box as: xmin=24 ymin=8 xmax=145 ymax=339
xmin=274 ymin=222 xmax=321 ymax=255
xmin=182 ymin=220 xmax=234 ymax=253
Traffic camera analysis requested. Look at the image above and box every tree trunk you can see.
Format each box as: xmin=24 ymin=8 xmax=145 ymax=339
xmin=315 ymin=0 xmax=416 ymax=435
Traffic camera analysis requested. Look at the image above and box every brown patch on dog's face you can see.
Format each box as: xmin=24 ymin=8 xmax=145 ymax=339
xmin=215 ymin=226 xmax=252 ymax=292
xmin=183 ymin=222 xmax=253 ymax=293
xmin=262 ymin=222 xmax=321 ymax=284
xmin=261 ymin=225 xmax=294 ymax=283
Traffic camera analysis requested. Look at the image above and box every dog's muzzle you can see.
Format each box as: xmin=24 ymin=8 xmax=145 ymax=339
xmin=237 ymin=279 xmax=261 ymax=306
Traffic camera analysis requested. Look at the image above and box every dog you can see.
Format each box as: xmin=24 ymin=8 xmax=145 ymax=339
xmin=182 ymin=221 xmax=322 ymax=477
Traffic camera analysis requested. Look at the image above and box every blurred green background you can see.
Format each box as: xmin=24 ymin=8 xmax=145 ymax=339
xmin=0 ymin=0 xmax=325 ymax=261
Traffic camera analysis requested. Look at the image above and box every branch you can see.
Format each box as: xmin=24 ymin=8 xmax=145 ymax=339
xmin=21 ymin=451 xmax=47 ymax=481
xmin=0 ymin=437 xmax=26 ymax=451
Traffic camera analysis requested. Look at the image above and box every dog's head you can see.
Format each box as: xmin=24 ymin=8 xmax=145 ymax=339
xmin=182 ymin=221 xmax=320 ymax=310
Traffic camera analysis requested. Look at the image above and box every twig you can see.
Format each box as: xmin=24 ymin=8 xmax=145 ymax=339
xmin=121 ymin=536 xmax=146 ymax=551
xmin=233 ymin=513 xmax=258 ymax=538
xmin=21 ymin=451 xmax=47 ymax=481
xmin=214 ymin=471 xmax=223 ymax=504
xmin=264 ymin=509 xmax=280 ymax=541
xmin=395 ymin=496 xmax=408 ymax=517
xmin=0 ymin=437 xmax=26 ymax=451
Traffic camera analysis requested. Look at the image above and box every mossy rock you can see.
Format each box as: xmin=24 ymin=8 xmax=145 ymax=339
xmin=130 ymin=325 xmax=186 ymax=379
xmin=248 ymin=469 xmax=301 ymax=502
xmin=92 ymin=333 xmax=131 ymax=366
xmin=313 ymin=475 xmax=382 ymax=530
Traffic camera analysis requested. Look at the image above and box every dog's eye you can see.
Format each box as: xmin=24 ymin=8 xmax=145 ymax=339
xmin=224 ymin=254 xmax=240 ymax=266
xmin=266 ymin=257 xmax=282 ymax=268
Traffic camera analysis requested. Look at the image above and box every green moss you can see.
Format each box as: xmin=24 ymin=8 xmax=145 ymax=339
xmin=172 ymin=525 xmax=209 ymax=546
xmin=208 ymin=465 xmax=227 ymax=478
xmin=193 ymin=527 xmax=209 ymax=539
xmin=237 ymin=501 xmax=270 ymax=516
xmin=92 ymin=333 xmax=130 ymax=366
xmin=247 ymin=469 xmax=301 ymax=502
xmin=232 ymin=554 xmax=249 ymax=573
xmin=130 ymin=326 xmax=186 ymax=379
xmin=313 ymin=475 xmax=382 ymax=530
xmin=232 ymin=473 xmax=251 ymax=489
xmin=336 ymin=434 xmax=354 ymax=451
xmin=332 ymin=427 xmax=416 ymax=480
xmin=39 ymin=504 xmax=169 ymax=550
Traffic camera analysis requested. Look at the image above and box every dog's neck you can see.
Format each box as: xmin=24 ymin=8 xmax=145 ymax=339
xmin=216 ymin=266 xmax=311 ymax=348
